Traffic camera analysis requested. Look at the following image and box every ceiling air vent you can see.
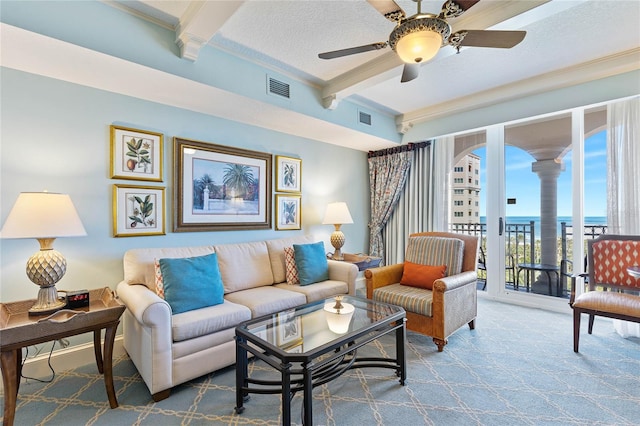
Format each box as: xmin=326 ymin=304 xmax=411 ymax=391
xmin=267 ymin=77 xmax=290 ymax=99
xmin=359 ymin=111 xmax=372 ymax=126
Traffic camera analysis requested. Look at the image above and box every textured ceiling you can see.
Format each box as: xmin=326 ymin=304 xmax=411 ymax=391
xmin=109 ymin=0 xmax=639 ymax=128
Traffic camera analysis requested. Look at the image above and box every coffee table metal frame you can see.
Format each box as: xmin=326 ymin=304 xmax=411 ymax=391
xmin=234 ymin=296 xmax=406 ymax=425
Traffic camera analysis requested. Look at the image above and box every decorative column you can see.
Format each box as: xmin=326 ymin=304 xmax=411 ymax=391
xmin=203 ymin=187 xmax=210 ymax=212
xmin=532 ymin=159 xmax=564 ymax=266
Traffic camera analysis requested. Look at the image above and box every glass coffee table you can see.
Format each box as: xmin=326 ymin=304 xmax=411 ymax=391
xmin=234 ymin=296 xmax=406 ymax=425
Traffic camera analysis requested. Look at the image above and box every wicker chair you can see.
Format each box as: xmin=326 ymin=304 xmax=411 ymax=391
xmin=570 ymin=234 xmax=640 ymax=352
xmin=365 ymin=232 xmax=479 ymax=351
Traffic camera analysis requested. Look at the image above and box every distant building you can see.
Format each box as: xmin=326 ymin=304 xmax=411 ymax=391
xmin=451 ymin=154 xmax=481 ymax=223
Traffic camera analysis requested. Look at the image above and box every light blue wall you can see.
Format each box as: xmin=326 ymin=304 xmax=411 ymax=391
xmin=0 ymin=69 xmax=370 ymax=304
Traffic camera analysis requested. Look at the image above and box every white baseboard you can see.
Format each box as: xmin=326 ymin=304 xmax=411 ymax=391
xmin=0 ymin=336 xmax=125 ymax=393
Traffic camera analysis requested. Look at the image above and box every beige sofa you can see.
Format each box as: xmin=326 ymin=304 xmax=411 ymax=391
xmin=116 ymin=235 xmax=358 ymax=401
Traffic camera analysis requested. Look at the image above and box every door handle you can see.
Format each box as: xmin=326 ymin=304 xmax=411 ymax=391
xmin=499 ymin=217 xmax=504 ymax=236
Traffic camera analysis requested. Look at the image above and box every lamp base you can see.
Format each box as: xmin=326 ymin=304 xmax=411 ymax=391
xmin=29 ymin=285 xmax=66 ymax=315
xmin=330 ymin=229 xmax=346 ymax=261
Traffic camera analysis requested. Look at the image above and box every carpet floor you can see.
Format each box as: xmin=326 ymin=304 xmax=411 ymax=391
xmin=3 ymin=297 xmax=639 ymax=425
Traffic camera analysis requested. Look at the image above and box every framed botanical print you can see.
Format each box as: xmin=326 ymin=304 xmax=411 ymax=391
xmin=110 ymin=125 xmax=163 ymax=182
xmin=174 ymin=137 xmax=272 ymax=232
xmin=275 ymin=156 xmax=301 ymax=193
xmin=275 ymin=194 xmax=301 ymax=230
xmin=113 ymin=184 xmax=165 ymax=237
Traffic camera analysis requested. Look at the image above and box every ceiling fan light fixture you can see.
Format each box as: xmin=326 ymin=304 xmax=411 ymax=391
xmin=390 ymin=16 xmax=451 ymax=64
xmin=396 ymin=30 xmax=442 ymax=63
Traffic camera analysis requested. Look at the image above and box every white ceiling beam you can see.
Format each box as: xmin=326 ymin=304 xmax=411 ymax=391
xmin=177 ymin=1 xmax=244 ymax=61
xmin=320 ymin=0 xmax=551 ymax=109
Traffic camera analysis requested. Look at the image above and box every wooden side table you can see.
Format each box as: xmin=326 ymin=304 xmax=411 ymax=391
xmin=0 ymin=287 xmax=125 ymax=426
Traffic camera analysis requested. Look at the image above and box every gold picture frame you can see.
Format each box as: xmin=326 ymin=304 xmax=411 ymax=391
xmin=174 ymin=137 xmax=272 ymax=232
xmin=275 ymin=194 xmax=301 ymax=231
xmin=275 ymin=156 xmax=301 ymax=193
xmin=110 ymin=125 xmax=163 ymax=182
xmin=113 ymin=184 xmax=166 ymax=237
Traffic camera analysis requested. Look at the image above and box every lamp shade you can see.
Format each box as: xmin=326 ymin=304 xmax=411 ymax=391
xmin=322 ymin=202 xmax=353 ymax=225
xmin=395 ymin=30 xmax=442 ymax=64
xmin=1 ymin=192 xmax=87 ymax=239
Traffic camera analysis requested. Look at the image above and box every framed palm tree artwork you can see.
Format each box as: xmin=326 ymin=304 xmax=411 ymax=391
xmin=173 ymin=137 xmax=272 ymax=232
xmin=275 ymin=194 xmax=301 ymax=230
xmin=275 ymin=156 xmax=301 ymax=193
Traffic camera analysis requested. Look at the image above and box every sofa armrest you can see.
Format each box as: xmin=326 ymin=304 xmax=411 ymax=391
xmin=116 ymin=281 xmax=172 ymax=327
xmin=364 ymin=264 xmax=405 ymax=299
xmin=327 ymin=260 xmax=359 ymax=295
xmin=433 ymin=271 xmax=478 ymax=293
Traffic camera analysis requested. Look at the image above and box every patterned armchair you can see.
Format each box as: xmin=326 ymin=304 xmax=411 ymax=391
xmin=570 ymin=234 xmax=640 ymax=352
xmin=365 ymin=232 xmax=479 ymax=351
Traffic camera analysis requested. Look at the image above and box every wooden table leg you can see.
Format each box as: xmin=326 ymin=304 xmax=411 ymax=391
xmin=94 ymin=329 xmax=104 ymax=374
xmin=102 ymin=323 xmax=119 ymax=409
xmin=1 ymin=349 xmax=19 ymax=426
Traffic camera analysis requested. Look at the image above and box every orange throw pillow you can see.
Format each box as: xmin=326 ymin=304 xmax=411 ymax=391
xmin=400 ymin=262 xmax=447 ymax=290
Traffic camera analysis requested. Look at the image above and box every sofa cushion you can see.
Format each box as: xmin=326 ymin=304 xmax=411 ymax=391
xmin=274 ymin=280 xmax=348 ymax=303
xmin=171 ymin=300 xmax=252 ymax=342
xmin=123 ymin=246 xmax=215 ymax=291
xmin=266 ymin=235 xmax=315 ymax=283
xmin=214 ymin=240 xmax=273 ymax=293
xmin=373 ymin=283 xmax=434 ymax=317
xmin=294 ymin=242 xmax=329 ymax=285
xmin=153 ymin=258 xmax=165 ymax=298
xmin=225 ymin=286 xmax=306 ymax=318
xmin=283 ymin=247 xmax=300 ymax=285
xmin=400 ymin=262 xmax=446 ymax=290
xmin=159 ymin=253 xmax=224 ymax=314
xmin=405 ymin=236 xmax=464 ymax=277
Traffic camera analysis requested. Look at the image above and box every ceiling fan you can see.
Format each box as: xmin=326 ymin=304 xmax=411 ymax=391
xmin=318 ymin=0 xmax=526 ymax=83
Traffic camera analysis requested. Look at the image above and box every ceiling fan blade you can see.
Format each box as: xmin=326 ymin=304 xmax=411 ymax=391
xmin=439 ymin=0 xmax=481 ymax=19
xmin=400 ymin=63 xmax=420 ymax=83
xmin=367 ymin=0 xmax=406 ymax=23
xmin=449 ymin=30 xmax=526 ymax=50
xmin=318 ymin=42 xmax=388 ymax=59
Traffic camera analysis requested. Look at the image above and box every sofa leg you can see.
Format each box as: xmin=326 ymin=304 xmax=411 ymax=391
xmin=433 ymin=338 xmax=446 ymax=352
xmin=573 ymin=309 xmax=581 ymax=353
xmin=468 ymin=319 xmax=475 ymax=330
xmin=152 ymin=389 xmax=171 ymax=402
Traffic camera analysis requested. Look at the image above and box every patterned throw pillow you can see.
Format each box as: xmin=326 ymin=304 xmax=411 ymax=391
xmin=154 ymin=258 xmax=165 ymax=298
xmin=284 ymin=247 xmax=300 ymax=285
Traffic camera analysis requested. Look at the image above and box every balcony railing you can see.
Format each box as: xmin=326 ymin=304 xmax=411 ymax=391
xmin=450 ymin=221 xmax=608 ymax=298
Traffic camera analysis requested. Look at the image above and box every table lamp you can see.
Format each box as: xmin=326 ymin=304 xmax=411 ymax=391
xmin=322 ymin=202 xmax=353 ymax=261
xmin=1 ymin=192 xmax=87 ymax=314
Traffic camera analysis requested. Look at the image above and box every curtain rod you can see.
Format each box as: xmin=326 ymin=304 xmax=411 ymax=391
xmin=367 ymin=141 xmax=430 ymax=158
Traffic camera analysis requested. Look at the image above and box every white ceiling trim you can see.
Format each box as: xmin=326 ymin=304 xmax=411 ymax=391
xmin=398 ymin=47 xmax=640 ymax=129
xmin=0 ymin=23 xmax=397 ymax=152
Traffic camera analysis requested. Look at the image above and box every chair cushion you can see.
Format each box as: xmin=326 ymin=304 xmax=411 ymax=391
xmin=400 ymin=262 xmax=446 ymax=290
xmin=405 ymin=236 xmax=464 ymax=276
xmin=159 ymin=253 xmax=224 ymax=314
xmin=573 ymin=291 xmax=640 ymax=318
xmin=294 ymin=242 xmax=329 ymax=285
xmin=373 ymin=283 xmax=433 ymax=317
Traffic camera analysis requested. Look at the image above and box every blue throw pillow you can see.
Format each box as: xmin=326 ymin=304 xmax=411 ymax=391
xmin=293 ymin=242 xmax=329 ymax=285
xmin=159 ymin=253 xmax=224 ymax=314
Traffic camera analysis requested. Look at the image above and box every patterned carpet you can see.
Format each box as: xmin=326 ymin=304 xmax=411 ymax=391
xmin=3 ymin=297 xmax=639 ymax=425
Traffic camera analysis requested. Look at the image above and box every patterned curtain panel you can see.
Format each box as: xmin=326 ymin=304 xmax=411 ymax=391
xmin=606 ymin=96 xmax=640 ymax=338
xmin=367 ymin=147 xmax=414 ymax=259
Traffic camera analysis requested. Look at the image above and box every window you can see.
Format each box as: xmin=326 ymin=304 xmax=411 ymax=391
xmin=454 ymin=166 xmax=463 ymax=172
xmin=454 ymin=178 xmax=464 ymax=184
xmin=454 ymin=189 xmax=464 ymax=194
xmin=454 ymin=200 xmax=463 ymax=206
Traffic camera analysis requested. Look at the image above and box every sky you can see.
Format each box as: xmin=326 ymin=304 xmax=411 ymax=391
xmin=475 ymin=129 xmax=607 ymax=218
